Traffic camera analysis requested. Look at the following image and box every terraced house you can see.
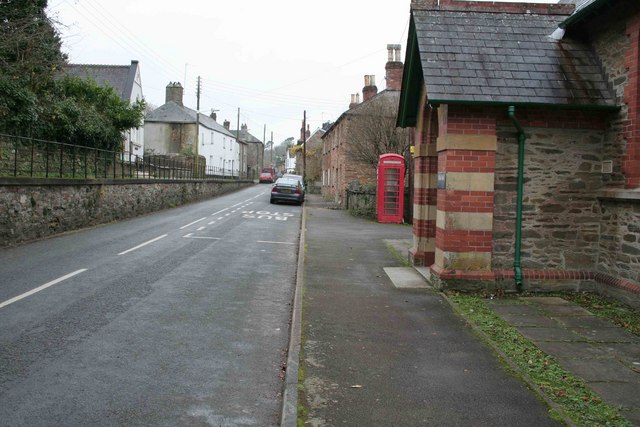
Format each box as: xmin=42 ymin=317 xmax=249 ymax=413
xmin=397 ymin=0 xmax=640 ymax=304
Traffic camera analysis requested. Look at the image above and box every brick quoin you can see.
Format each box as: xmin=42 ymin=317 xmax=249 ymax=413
xmin=414 ymin=218 xmax=437 ymax=238
xmin=438 ymin=150 xmax=496 ymax=173
xmin=624 ymin=13 xmax=640 ymax=188
xmin=415 ymin=187 xmax=437 ymax=205
xmin=436 ymin=228 xmax=493 ymax=252
xmin=414 ymin=156 xmax=437 ymax=174
xmin=437 ymin=190 xmax=494 ymax=212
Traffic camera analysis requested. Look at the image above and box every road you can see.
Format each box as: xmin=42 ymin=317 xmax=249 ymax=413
xmin=0 ymin=185 xmax=301 ymax=426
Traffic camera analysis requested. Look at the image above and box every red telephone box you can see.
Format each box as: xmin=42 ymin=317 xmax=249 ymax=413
xmin=377 ymin=153 xmax=405 ymax=224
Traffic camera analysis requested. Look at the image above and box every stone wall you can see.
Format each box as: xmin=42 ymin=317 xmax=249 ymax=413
xmin=493 ymin=126 xmax=605 ymax=271
xmin=0 ymin=178 xmax=253 ymax=247
xmin=598 ymin=196 xmax=640 ymax=284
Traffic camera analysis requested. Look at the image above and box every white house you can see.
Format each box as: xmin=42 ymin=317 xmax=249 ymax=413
xmin=65 ymin=60 xmax=144 ymax=158
xmin=144 ymin=82 xmax=242 ymax=177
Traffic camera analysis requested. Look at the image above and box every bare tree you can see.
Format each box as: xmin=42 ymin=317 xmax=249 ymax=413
xmin=345 ymin=92 xmax=410 ymax=168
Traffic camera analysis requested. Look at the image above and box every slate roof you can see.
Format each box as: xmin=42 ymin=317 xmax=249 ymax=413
xmin=231 ymin=127 xmax=263 ymax=144
xmin=411 ymin=5 xmax=615 ymax=107
xmin=145 ymin=101 xmax=236 ymax=138
xmin=64 ymin=61 xmax=139 ymax=101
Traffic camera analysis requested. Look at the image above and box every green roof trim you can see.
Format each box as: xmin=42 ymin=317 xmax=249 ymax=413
xmin=559 ymin=0 xmax=612 ymax=29
xmin=396 ymin=14 xmax=423 ymax=128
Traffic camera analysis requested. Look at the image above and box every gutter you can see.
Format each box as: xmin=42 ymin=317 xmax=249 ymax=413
xmin=508 ymin=106 xmax=525 ymax=290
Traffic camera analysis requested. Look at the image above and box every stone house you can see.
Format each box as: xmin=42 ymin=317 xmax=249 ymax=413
xmin=397 ymin=0 xmax=639 ymax=301
xmin=322 ymin=45 xmax=407 ymax=205
xmin=231 ymin=124 xmax=264 ymax=180
xmin=297 ymin=122 xmax=332 ymax=191
xmin=65 ymin=60 xmax=144 ymax=158
xmin=145 ymin=83 xmax=243 ymax=177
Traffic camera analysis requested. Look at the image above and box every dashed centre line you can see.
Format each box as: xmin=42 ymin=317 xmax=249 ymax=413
xmin=179 ymin=217 xmax=207 ymax=230
xmin=118 ymin=234 xmax=168 ymax=255
xmin=0 ymin=269 xmax=88 ymax=309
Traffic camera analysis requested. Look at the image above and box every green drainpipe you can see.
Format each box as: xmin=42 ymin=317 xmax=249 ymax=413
xmin=508 ymin=106 xmax=525 ymax=290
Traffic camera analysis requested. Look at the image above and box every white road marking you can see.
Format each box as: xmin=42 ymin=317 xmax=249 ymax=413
xmin=257 ymin=240 xmax=294 ymax=245
xmin=179 ymin=217 xmax=207 ymax=230
xmin=0 ymin=269 xmax=88 ymax=309
xmin=225 ymin=213 xmax=231 ymax=216
xmin=211 ymin=208 xmax=229 ymax=216
xmin=217 ymin=217 xmax=224 ymax=220
xmin=184 ymin=233 xmax=193 ymax=237
xmin=231 ymin=202 xmax=243 ymax=208
xmin=118 ymin=234 xmax=168 ymax=255
xmin=197 ymin=226 xmax=206 ymax=231
xmin=208 ymin=221 xmax=216 ymax=225
xmin=184 ymin=236 xmax=221 ymax=240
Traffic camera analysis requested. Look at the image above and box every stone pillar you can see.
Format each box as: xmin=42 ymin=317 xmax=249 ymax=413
xmin=433 ymin=105 xmax=497 ymax=272
xmin=410 ymin=94 xmax=438 ymax=266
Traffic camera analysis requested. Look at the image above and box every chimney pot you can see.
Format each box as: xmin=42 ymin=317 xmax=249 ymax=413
xmin=223 ymin=120 xmax=230 ymax=130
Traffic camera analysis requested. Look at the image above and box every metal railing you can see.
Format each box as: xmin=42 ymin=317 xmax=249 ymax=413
xmin=0 ymin=134 xmax=247 ymax=181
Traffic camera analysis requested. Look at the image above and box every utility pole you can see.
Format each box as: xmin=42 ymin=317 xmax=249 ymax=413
xmin=302 ymin=110 xmax=306 ymax=184
xmin=237 ymin=108 xmax=241 ymax=178
xmin=270 ymin=131 xmax=273 ymax=167
xmin=262 ymin=124 xmax=266 ymax=172
xmin=195 ymin=76 xmax=201 ymax=177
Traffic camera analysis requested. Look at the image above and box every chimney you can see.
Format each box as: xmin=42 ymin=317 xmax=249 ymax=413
xmin=300 ymin=120 xmax=305 ymax=142
xmin=165 ymin=82 xmax=184 ymax=106
xmin=210 ymin=111 xmax=217 ymax=121
xmin=241 ymin=123 xmax=248 ymax=131
xmin=223 ymin=120 xmax=230 ymax=130
xmin=306 ymin=124 xmax=311 ymax=140
xmin=349 ymin=94 xmax=359 ymax=109
xmin=362 ymin=75 xmax=378 ymax=102
xmin=385 ymin=44 xmax=404 ymax=91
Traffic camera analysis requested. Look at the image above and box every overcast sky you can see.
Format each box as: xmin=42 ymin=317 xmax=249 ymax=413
xmin=47 ymin=0 xmax=557 ymax=144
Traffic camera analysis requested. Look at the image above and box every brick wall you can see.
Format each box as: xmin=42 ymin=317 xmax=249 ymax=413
xmin=322 ymin=118 xmax=377 ymax=205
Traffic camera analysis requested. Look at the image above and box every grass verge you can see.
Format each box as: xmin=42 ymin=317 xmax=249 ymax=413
xmin=448 ymin=293 xmax=633 ymax=427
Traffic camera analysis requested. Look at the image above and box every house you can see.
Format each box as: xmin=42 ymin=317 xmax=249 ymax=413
xmin=144 ymin=82 xmax=242 ymax=177
xmin=296 ymin=122 xmax=333 ymax=191
xmin=65 ymin=60 xmax=144 ymax=158
xmin=397 ymin=0 xmax=639 ymax=302
xmin=232 ymin=123 xmax=264 ymax=179
xmin=322 ymin=44 xmax=409 ymax=205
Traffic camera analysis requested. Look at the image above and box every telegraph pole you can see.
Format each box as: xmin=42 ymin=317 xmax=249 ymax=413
xmin=195 ymin=76 xmax=201 ymax=177
xmin=270 ymin=131 xmax=273 ymax=167
xmin=302 ymin=110 xmax=306 ymax=184
xmin=262 ymin=124 xmax=266 ymax=171
xmin=236 ymin=108 xmax=241 ymax=178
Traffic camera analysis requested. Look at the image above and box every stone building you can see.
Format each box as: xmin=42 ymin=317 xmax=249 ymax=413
xmin=397 ymin=0 xmax=640 ymax=301
xmin=322 ymin=44 xmax=408 ymax=205
xmin=232 ymin=124 xmax=264 ymax=180
xmin=145 ymin=83 xmax=243 ymax=177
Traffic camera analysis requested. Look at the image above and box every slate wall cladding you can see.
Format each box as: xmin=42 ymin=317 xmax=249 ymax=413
xmin=599 ymin=199 xmax=640 ymax=284
xmin=0 ymin=179 xmax=252 ymax=247
xmin=493 ymin=125 xmax=605 ymax=271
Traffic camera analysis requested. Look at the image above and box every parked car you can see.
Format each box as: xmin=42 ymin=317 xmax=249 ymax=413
xmin=270 ymin=177 xmax=305 ymax=205
xmin=259 ymin=171 xmax=274 ymax=183
xmin=282 ymin=174 xmax=304 ymax=189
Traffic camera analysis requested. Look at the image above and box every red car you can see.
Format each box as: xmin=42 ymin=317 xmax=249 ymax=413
xmin=259 ymin=171 xmax=274 ymax=183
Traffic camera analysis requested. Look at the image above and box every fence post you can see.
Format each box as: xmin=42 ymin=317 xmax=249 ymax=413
xmin=13 ymin=137 xmax=18 ymax=177
xmin=59 ymin=143 xmax=64 ymax=177
xmin=30 ymin=138 xmax=34 ymax=177
xmin=45 ymin=142 xmax=50 ymax=178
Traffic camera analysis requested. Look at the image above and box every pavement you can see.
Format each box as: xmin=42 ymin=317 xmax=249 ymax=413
xmin=281 ymin=193 xmax=640 ymax=427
